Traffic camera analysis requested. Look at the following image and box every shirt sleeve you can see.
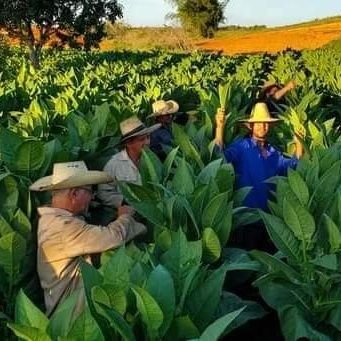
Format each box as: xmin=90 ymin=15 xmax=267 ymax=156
xmin=61 ymin=214 xmax=146 ymax=257
xmin=223 ymin=140 xmax=241 ymax=164
xmin=277 ymin=154 xmax=298 ymax=176
xmin=97 ymin=159 xmax=123 ymax=208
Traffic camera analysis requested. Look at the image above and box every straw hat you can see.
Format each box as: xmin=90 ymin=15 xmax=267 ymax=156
xmin=238 ymin=103 xmax=282 ymax=124
xmin=120 ymin=116 xmax=160 ymax=143
xmin=148 ymin=100 xmax=179 ymax=118
xmin=30 ymin=161 xmax=112 ymax=192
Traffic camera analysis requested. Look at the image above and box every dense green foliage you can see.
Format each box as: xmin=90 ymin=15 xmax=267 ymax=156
xmin=0 ymin=45 xmax=341 ymax=339
xmin=0 ymin=0 xmax=123 ymax=67
xmin=167 ymin=0 xmax=229 ymax=38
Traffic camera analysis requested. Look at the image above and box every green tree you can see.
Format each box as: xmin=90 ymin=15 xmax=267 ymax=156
xmin=167 ymin=0 xmax=229 ymax=38
xmin=0 ymin=0 xmax=123 ymax=68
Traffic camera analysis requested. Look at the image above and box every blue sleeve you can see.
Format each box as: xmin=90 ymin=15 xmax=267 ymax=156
xmin=278 ymin=154 xmax=298 ymax=176
xmin=223 ymin=140 xmax=241 ymax=164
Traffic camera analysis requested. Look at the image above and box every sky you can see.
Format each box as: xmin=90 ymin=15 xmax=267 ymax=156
xmin=120 ymin=0 xmax=341 ymax=27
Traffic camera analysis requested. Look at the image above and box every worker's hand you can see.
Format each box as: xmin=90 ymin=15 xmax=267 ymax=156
xmin=118 ymin=205 xmax=135 ymax=217
xmin=215 ymin=107 xmax=226 ymax=127
xmin=286 ymin=80 xmax=296 ymax=91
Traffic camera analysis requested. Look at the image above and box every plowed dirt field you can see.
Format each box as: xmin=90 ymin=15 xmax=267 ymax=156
xmin=195 ymin=22 xmax=341 ymax=54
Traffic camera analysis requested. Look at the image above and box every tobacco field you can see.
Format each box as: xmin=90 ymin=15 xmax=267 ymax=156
xmin=1 ymin=43 xmax=341 ymax=340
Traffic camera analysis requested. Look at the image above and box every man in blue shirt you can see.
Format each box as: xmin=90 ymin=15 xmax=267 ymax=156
xmin=215 ymin=102 xmax=303 ymax=251
xmin=149 ymin=100 xmax=179 ymax=160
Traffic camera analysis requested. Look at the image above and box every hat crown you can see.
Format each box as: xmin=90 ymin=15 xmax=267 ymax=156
xmin=152 ymin=100 xmax=179 ymax=116
xmin=250 ymin=103 xmax=272 ymax=121
xmin=52 ymin=161 xmax=88 ymax=184
xmin=120 ymin=116 xmax=144 ymax=136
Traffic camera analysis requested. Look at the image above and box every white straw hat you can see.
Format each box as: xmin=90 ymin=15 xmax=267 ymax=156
xmin=148 ymin=100 xmax=179 ymax=118
xmin=238 ymin=103 xmax=282 ymax=124
xmin=120 ymin=116 xmax=160 ymax=143
xmin=30 ymin=161 xmax=112 ymax=191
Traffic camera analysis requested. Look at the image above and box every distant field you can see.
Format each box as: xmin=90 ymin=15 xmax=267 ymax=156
xmin=196 ymin=21 xmax=341 ymax=55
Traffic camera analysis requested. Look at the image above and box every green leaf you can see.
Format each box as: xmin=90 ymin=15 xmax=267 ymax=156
xmin=163 ymin=147 xmax=179 ymax=182
xmin=287 ymin=169 xmax=309 ymax=206
xmin=199 ymin=307 xmax=245 ymax=341
xmin=172 ymin=123 xmax=204 ymax=169
xmin=0 ymin=232 xmax=26 ymax=286
xmin=283 ymin=198 xmax=315 ymax=251
xmin=92 ymin=285 xmax=127 ymax=315
xmin=202 ymin=228 xmax=221 ymax=263
xmin=185 ymin=263 xmax=228 ymax=331
xmin=259 ymin=211 xmax=302 ymax=262
xmin=0 ymin=215 xmax=13 ymax=237
xmin=0 ymin=175 xmax=19 ymax=214
xmin=7 ymin=323 xmax=51 ymax=341
xmin=202 ymin=192 xmax=233 ymax=246
xmin=15 ymin=289 xmax=49 ymax=331
xmin=48 ymin=291 xmax=80 ymax=338
xmin=132 ymin=286 xmax=164 ymax=338
xmin=12 ymin=140 xmax=45 ymax=176
xmin=67 ymin=307 xmax=104 ymax=340
xmin=196 ymin=159 xmax=222 ymax=185
xmin=171 ymin=158 xmax=194 ymax=195
xmin=166 ymin=315 xmax=200 ymax=340
xmin=324 ymin=214 xmax=341 ymax=253
xmin=146 ymin=265 xmax=176 ymax=336
xmin=11 ymin=209 xmax=31 ymax=239
xmin=161 ymin=229 xmax=202 ymax=298
xmin=95 ymin=302 xmax=136 ymax=341
xmin=140 ymin=148 xmax=162 ymax=185
xmin=279 ymin=305 xmax=330 ymax=341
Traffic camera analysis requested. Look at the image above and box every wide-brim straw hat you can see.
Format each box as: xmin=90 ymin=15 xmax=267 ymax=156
xmin=147 ymin=100 xmax=179 ymax=119
xmin=120 ymin=116 xmax=160 ymax=143
xmin=30 ymin=161 xmax=112 ymax=192
xmin=238 ymin=102 xmax=282 ymax=124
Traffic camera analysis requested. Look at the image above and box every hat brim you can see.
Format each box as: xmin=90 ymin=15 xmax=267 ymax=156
xmin=30 ymin=171 xmax=112 ymax=191
xmin=147 ymin=111 xmax=181 ymax=119
xmin=120 ymin=123 xmax=161 ymax=143
xmin=238 ymin=118 xmax=282 ymax=124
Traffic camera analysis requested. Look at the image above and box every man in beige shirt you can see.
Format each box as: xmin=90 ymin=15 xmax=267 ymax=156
xmin=97 ymin=116 xmax=160 ymax=207
xmin=30 ymin=161 xmax=146 ymax=316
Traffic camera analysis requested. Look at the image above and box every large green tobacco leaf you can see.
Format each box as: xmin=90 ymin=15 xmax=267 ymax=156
xmin=0 ymin=215 xmax=13 ymax=237
xmin=282 ymin=198 xmax=315 ymax=253
xmin=202 ymin=192 xmax=232 ymax=246
xmin=12 ymin=140 xmax=45 ymax=177
xmin=0 ymin=232 xmax=26 ymax=286
xmin=171 ymin=158 xmax=194 ymax=195
xmin=100 ymin=247 xmax=133 ymax=290
xmin=95 ymin=303 xmax=136 ymax=341
xmin=172 ymin=123 xmax=204 ymax=169
xmin=259 ymin=211 xmax=302 ymax=262
xmin=162 ymin=146 xmax=179 ymax=182
xmin=202 ymin=228 xmax=221 ymax=263
xmin=0 ymin=175 xmax=19 ymax=214
xmin=7 ymin=323 xmax=51 ymax=341
xmin=160 ymin=229 xmax=202 ymax=298
xmin=279 ymin=305 xmax=331 ymax=341
xmin=165 ymin=315 xmax=200 ymax=340
xmin=92 ymin=285 xmax=127 ymax=315
xmin=146 ymin=265 xmax=176 ymax=336
xmin=324 ymin=214 xmax=341 ymax=253
xmin=197 ymin=307 xmax=245 ymax=341
xmin=48 ymin=291 xmax=80 ymax=338
xmin=185 ymin=263 xmax=228 ymax=331
xmin=11 ymin=208 xmax=31 ymax=239
xmin=67 ymin=307 xmax=104 ymax=341
xmin=250 ymin=250 xmax=303 ymax=284
xmin=196 ymin=159 xmax=222 ymax=185
xmin=15 ymin=290 xmax=49 ymax=331
xmin=0 ymin=128 xmax=23 ymax=166
xmin=140 ymin=148 xmax=162 ymax=185
xmin=132 ymin=286 xmax=164 ymax=339
xmin=287 ymin=169 xmax=310 ymax=207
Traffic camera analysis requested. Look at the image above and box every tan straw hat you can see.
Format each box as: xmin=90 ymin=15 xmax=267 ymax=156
xmin=120 ymin=116 xmax=160 ymax=143
xmin=238 ymin=103 xmax=282 ymax=124
xmin=148 ymin=100 xmax=179 ymax=118
xmin=30 ymin=161 xmax=112 ymax=191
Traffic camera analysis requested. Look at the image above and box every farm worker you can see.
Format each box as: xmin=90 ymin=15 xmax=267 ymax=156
xmin=30 ymin=161 xmax=146 ymax=316
xmin=148 ymin=100 xmax=180 ymax=160
xmin=97 ymin=116 xmax=160 ymax=207
xmin=257 ymin=79 xmax=296 ymax=114
xmin=215 ymin=102 xmax=303 ymax=251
